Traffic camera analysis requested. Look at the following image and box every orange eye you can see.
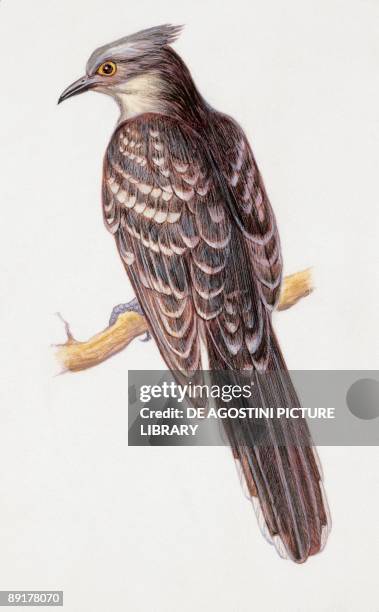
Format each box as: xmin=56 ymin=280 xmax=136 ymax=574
xmin=97 ymin=61 xmax=117 ymax=76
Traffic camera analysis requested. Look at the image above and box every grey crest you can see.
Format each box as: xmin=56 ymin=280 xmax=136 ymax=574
xmin=86 ymin=24 xmax=183 ymax=74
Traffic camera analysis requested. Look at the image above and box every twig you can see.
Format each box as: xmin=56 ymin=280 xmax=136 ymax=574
xmin=55 ymin=268 xmax=313 ymax=372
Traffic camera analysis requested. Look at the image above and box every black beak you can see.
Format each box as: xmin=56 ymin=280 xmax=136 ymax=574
xmin=58 ymin=75 xmax=96 ymax=104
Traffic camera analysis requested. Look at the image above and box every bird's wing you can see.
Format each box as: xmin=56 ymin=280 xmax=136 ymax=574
xmin=193 ymin=112 xmax=284 ymax=372
xmin=102 ymin=113 xmax=220 ymax=372
xmin=102 ymin=112 xmax=281 ymax=373
xmin=196 ymin=112 xmax=283 ymax=372
xmin=208 ymin=114 xmax=283 ymax=312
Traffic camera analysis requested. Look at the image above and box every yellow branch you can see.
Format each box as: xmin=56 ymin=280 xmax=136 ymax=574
xmin=55 ymin=268 xmax=313 ymax=372
xmin=276 ymin=268 xmax=313 ymax=311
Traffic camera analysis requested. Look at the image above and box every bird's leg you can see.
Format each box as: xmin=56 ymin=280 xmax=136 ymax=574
xmin=109 ymin=297 xmax=151 ymax=342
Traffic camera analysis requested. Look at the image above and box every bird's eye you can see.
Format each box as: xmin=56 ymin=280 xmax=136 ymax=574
xmin=97 ymin=61 xmax=117 ymax=76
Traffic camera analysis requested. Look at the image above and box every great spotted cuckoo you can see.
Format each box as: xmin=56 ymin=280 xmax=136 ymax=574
xmin=59 ymin=24 xmax=330 ymax=563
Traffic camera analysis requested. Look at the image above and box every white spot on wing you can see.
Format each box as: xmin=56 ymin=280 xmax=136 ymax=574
xmin=196 ymin=182 xmax=209 ymax=196
xmin=173 ymin=186 xmax=194 ymax=202
xmin=154 ymin=210 xmax=168 ymax=224
xmin=162 ymin=190 xmax=173 ymax=202
xmin=109 ymin=181 xmax=120 ymax=194
xmin=138 ymin=183 xmax=153 ymax=195
xmin=167 ymin=212 xmax=181 ymax=223
xmin=123 ymin=251 xmax=135 ymax=265
xmin=151 ymin=187 xmax=162 ymax=199
xmin=143 ymin=206 xmax=156 ymax=219
xmin=125 ymin=194 xmax=137 ymax=208
xmin=134 ymin=202 xmax=146 ymax=214
xmin=173 ymin=161 xmax=189 ymax=173
xmin=116 ymin=190 xmax=127 ymax=204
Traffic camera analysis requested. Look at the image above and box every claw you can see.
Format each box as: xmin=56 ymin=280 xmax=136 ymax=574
xmin=109 ymin=298 xmax=150 ymax=342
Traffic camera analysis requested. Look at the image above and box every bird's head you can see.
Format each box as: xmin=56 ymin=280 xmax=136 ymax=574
xmin=58 ymin=24 xmax=185 ymax=120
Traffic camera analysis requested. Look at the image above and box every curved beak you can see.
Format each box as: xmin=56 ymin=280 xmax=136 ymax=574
xmin=58 ymin=75 xmax=97 ymax=104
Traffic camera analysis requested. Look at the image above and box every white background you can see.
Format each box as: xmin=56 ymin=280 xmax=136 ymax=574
xmin=0 ymin=0 xmax=378 ymax=610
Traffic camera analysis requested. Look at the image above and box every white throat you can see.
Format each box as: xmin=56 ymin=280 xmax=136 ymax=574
xmin=108 ymin=73 xmax=165 ymax=122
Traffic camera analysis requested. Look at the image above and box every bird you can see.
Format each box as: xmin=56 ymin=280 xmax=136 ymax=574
xmin=59 ymin=24 xmax=331 ymax=563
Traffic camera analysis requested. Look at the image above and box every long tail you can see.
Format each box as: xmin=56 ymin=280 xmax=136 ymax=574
xmin=206 ymin=327 xmax=331 ymax=564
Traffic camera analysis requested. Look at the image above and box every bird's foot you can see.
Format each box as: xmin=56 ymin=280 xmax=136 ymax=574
xmin=109 ymin=298 xmax=151 ymax=342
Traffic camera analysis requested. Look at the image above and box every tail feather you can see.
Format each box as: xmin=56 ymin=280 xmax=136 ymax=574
xmin=207 ymin=328 xmax=331 ymax=563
